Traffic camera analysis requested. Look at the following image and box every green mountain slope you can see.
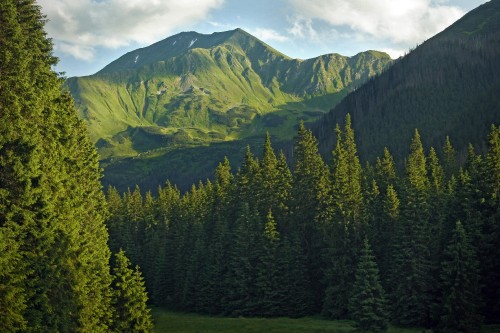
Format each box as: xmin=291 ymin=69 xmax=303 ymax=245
xmin=312 ymin=0 xmax=500 ymax=162
xmin=67 ymin=28 xmax=392 ymax=190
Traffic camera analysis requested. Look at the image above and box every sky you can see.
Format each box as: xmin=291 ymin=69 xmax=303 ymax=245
xmin=38 ymin=0 xmax=489 ymax=77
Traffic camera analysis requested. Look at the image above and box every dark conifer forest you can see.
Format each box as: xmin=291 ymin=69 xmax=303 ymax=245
xmin=106 ymin=117 xmax=500 ymax=331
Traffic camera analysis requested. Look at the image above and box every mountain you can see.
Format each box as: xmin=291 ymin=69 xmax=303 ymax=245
xmin=67 ymin=28 xmax=392 ymax=190
xmin=311 ymin=0 xmax=500 ymax=162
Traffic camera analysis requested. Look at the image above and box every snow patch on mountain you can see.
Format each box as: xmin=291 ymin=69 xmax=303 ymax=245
xmin=134 ymin=55 xmax=139 ymax=63
xmin=188 ymin=38 xmax=197 ymax=48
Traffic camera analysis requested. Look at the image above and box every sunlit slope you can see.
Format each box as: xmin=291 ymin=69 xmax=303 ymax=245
xmin=67 ymin=29 xmax=392 ymax=159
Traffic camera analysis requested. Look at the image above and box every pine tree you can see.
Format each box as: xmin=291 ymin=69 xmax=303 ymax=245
xmin=323 ymin=115 xmax=364 ymax=319
xmin=274 ymin=151 xmax=293 ymax=231
xmin=375 ymin=147 xmax=398 ymax=191
xmin=480 ymin=125 xmax=500 ymax=322
xmin=291 ymin=122 xmax=329 ymax=312
xmin=364 ymin=180 xmax=384 ymax=278
xmin=439 ymin=221 xmax=482 ymax=332
xmin=234 ymin=146 xmax=260 ymax=208
xmin=224 ymin=202 xmax=259 ymax=316
xmin=276 ymin=233 xmax=313 ymax=317
xmin=379 ymin=184 xmax=399 ymax=289
xmin=442 ymin=136 xmax=457 ymax=181
xmin=349 ymin=238 xmax=388 ymax=332
xmin=198 ymin=161 xmax=232 ymax=314
xmin=111 ymin=250 xmax=153 ymax=333
xmin=485 ymin=125 xmax=500 ymax=204
xmin=427 ymin=147 xmax=448 ymax=322
xmin=256 ymin=133 xmax=281 ymax=216
xmin=255 ymin=210 xmax=281 ymax=316
xmin=332 ymin=114 xmax=363 ymax=225
xmin=106 ymin=186 xmax=125 ymax=254
xmin=1 ymin=1 xmax=114 ymax=331
xmin=391 ymin=129 xmax=433 ymax=327
xmin=123 ymin=186 xmax=145 ymax=264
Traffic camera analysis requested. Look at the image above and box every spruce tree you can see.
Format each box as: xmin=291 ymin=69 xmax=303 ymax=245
xmin=390 ymin=129 xmax=433 ymax=327
xmin=276 ymin=233 xmax=313 ymax=317
xmin=106 ymin=186 xmax=126 ymax=254
xmin=349 ymin=238 xmax=388 ymax=332
xmin=439 ymin=221 xmax=482 ymax=332
xmin=256 ymin=133 xmax=280 ymax=215
xmin=1 ymin=1 xmax=114 ymax=331
xmin=274 ymin=151 xmax=293 ymax=231
xmin=291 ymin=122 xmax=329 ymax=312
xmin=323 ymin=115 xmax=363 ymax=319
xmin=224 ymin=202 xmax=259 ymax=316
xmin=480 ymin=125 xmax=500 ymax=322
xmin=333 ymin=114 xmax=363 ymax=225
xmin=111 ymin=250 xmax=153 ymax=333
xmin=123 ymin=186 xmax=145 ymax=264
xmin=442 ymin=136 xmax=457 ymax=181
xmin=374 ymin=147 xmax=398 ymax=191
xmin=379 ymin=184 xmax=399 ymax=289
xmin=255 ymin=210 xmax=281 ymax=316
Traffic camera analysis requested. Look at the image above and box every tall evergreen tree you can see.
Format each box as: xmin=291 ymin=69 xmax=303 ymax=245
xmin=439 ymin=221 xmax=482 ymax=332
xmin=480 ymin=125 xmax=500 ymax=322
xmin=442 ymin=136 xmax=457 ymax=181
xmin=0 ymin=1 xmax=115 ymax=331
xmin=374 ymin=147 xmax=398 ymax=191
xmin=379 ymin=184 xmax=399 ymax=289
xmin=274 ymin=151 xmax=293 ymax=231
xmin=224 ymin=202 xmax=259 ymax=316
xmin=323 ymin=115 xmax=364 ymax=319
xmin=256 ymin=133 xmax=280 ymax=215
xmin=391 ymin=129 xmax=433 ymax=327
xmin=349 ymin=238 xmax=388 ymax=332
xmin=332 ymin=114 xmax=363 ymax=225
xmin=276 ymin=233 xmax=313 ymax=317
xmin=106 ymin=186 xmax=126 ymax=254
xmin=111 ymin=250 xmax=153 ymax=333
xmin=255 ymin=210 xmax=281 ymax=316
xmin=291 ymin=122 xmax=328 ymax=312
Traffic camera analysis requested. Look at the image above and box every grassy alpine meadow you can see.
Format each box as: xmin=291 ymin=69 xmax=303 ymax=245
xmin=152 ymin=308 xmax=480 ymax=333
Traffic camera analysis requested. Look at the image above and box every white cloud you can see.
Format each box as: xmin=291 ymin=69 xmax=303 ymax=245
xmin=380 ymin=47 xmax=407 ymax=59
xmin=38 ymin=0 xmax=224 ymax=60
xmin=251 ymin=28 xmax=289 ymax=42
xmin=286 ymin=0 xmax=464 ymax=45
xmin=287 ymin=16 xmax=318 ymax=40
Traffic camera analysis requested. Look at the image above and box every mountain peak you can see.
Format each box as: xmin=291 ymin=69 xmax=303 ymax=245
xmin=96 ymin=28 xmax=268 ymax=75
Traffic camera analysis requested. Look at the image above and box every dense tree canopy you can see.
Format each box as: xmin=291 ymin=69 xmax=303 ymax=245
xmin=105 ymin=117 xmax=500 ymax=331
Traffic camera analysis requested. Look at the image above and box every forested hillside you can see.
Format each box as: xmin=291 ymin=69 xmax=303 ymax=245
xmin=312 ymin=0 xmax=500 ymax=163
xmin=106 ymin=117 xmax=500 ymax=331
xmin=0 ymin=1 xmax=152 ymax=331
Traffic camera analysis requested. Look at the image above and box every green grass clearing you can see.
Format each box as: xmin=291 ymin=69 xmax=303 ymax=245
xmin=152 ymin=308 xmax=458 ymax=333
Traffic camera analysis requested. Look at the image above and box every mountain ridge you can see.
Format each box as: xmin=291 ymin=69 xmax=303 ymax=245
xmin=96 ymin=28 xmax=290 ymax=75
xmin=66 ymin=28 xmax=392 ymax=191
xmin=310 ymin=0 xmax=500 ymax=163
xmin=67 ymin=28 xmax=392 ymax=156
